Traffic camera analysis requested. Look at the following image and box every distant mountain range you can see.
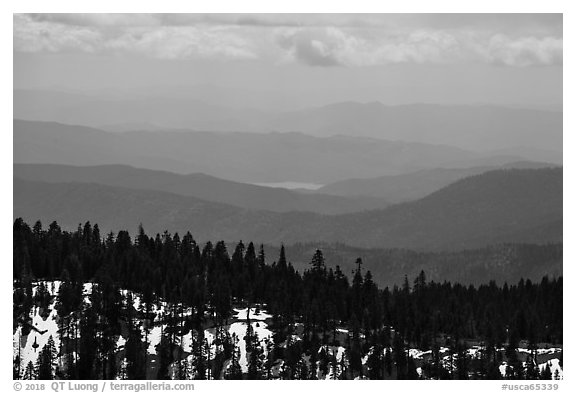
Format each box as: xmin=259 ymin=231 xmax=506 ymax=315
xmin=318 ymin=161 xmax=559 ymax=202
xmin=13 ymin=164 xmax=389 ymax=215
xmin=14 ymin=168 xmax=562 ymax=251
xmin=14 ymin=119 xmax=551 ymax=184
xmin=269 ymin=102 xmax=562 ymax=154
xmin=14 ymin=89 xmax=268 ymax=134
xmin=14 ymin=89 xmax=562 ymax=156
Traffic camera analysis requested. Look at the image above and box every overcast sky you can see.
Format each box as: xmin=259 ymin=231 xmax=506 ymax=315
xmin=13 ymin=13 xmax=563 ymax=109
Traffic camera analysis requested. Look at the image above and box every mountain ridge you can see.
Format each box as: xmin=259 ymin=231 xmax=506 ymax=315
xmin=15 ymin=119 xmax=508 ymax=183
xmin=14 ymin=167 xmax=562 ymax=251
xmin=13 ymin=163 xmax=390 ymax=215
xmin=14 ymin=89 xmax=562 ymax=155
xmin=318 ymin=161 xmax=559 ymax=202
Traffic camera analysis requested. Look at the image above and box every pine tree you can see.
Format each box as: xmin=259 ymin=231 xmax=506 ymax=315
xmin=156 ymin=335 xmax=173 ymax=380
xmin=540 ymin=363 xmax=552 ymax=380
xmin=383 ymin=347 xmax=393 ymax=377
xmin=78 ymin=303 xmax=98 ymax=379
xmin=36 ymin=343 xmax=54 ymax=380
xmin=125 ymin=329 xmax=146 ymax=379
xmin=247 ymin=338 xmax=264 ymax=379
xmin=296 ymin=357 xmax=309 ymax=380
xmin=505 ymin=331 xmax=522 ymax=379
xmin=204 ymin=337 xmax=213 ymax=380
xmin=310 ymin=249 xmax=326 ymax=274
xmin=406 ymin=356 xmax=419 ymax=379
xmin=366 ymin=345 xmax=383 ymax=379
xmin=277 ymin=245 xmax=287 ymax=270
xmin=258 ymin=244 xmax=266 ymax=269
xmin=338 ymin=355 xmax=348 ymax=380
xmin=263 ymin=337 xmax=275 ymax=380
xmin=226 ymin=334 xmax=242 ymax=380
xmin=525 ymin=345 xmax=540 ymax=380
xmin=23 ymin=361 xmax=36 ymax=380
xmin=191 ymin=330 xmax=207 ymax=380
xmin=455 ymin=341 xmax=469 ymax=379
xmin=329 ymin=349 xmax=339 ymax=379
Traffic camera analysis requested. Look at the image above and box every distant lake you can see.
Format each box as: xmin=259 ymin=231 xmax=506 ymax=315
xmin=252 ymin=182 xmax=324 ymax=190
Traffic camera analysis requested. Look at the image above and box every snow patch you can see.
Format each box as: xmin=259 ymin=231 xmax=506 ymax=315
xmin=539 ymin=358 xmax=563 ymax=380
xmin=15 ymin=302 xmax=60 ymax=370
xmin=233 ymin=307 xmax=272 ymax=321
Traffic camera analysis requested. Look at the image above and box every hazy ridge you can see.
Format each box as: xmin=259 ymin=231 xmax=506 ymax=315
xmin=14 ymin=167 xmax=562 ymax=251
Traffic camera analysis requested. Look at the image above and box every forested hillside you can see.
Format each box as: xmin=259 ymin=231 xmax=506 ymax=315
xmin=279 ymin=242 xmax=562 ymax=288
xmin=317 ymin=161 xmax=557 ymax=202
xmin=13 ymin=219 xmax=562 ymax=380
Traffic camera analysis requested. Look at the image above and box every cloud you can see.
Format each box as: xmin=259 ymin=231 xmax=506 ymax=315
xmin=24 ymin=13 xmax=562 ymax=33
xmin=14 ymin=14 xmax=257 ymax=61
xmin=24 ymin=13 xmax=308 ymax=28
xmin=14 ymin=14 xmax=562 ymax=67
xmin=105 ymin=27 xmax=257 ymax=60
xmin=275 ymin=28 xmax=462 ymax=67
xmin=484 ymin=35 xmax=563 ymax=67
xmin=14 ymin=14 xmax=103 ymax=53
xmin=276 ymin=28 xmax=344 ymax=66
xmin=274 ymin=27 xmax=562 ymax=67
xmin=26 ymin=13 xmax=161 ymax=27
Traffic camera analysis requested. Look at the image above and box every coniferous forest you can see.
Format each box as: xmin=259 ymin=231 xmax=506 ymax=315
xmin=13 ymin=218 xmax=563 ymax=380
